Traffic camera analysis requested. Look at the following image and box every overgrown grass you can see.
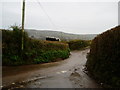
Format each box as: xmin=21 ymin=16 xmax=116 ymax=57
xmin=2 ymin=29 xmax=70 ymax=66
xmin=67 ymin=40 xmax=91 ymax=50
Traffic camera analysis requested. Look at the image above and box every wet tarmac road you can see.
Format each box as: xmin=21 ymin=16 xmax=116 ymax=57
xmin=2 ymin=49 xmax=100 ymax=89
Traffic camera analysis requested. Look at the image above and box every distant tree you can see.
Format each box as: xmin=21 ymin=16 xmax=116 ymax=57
xmin=10 ymin=24 xmax=21 ymax=31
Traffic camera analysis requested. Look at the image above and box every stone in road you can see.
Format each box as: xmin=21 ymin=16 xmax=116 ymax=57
xmin=2 ymin=49 xmax=100 ymax=89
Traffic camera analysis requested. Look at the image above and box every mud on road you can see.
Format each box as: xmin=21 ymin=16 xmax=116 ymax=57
xmin=2 ymin=49 xmax=100 ymax=89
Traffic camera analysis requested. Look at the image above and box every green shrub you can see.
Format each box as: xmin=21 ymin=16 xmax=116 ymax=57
xmin=2 ymin=28 xmax=70 ymax=66
xmin=86 ymin=26 xmax=120 ymax=87
xmin=33 ymin=50 xmax=69 ymax=64
xmin=67 ymin=40 xmax=90 ymax=50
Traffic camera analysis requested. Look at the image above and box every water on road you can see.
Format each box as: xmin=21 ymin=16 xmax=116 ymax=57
xmin=2 ymin=49 xmax=100 ymax=89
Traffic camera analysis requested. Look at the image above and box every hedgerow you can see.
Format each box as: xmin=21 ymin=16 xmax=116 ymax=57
xmin=2 ymin=28 xmax=70 ymax=66
xmin=86 ymin=26 xmax=120 ymax=87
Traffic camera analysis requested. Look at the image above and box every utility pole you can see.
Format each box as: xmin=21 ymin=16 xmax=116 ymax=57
xmin=21 ymin=0 xmax=25 ymax=51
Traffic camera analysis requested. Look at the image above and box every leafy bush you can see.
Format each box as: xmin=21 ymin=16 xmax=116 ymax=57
xmin=33 ymin=50 xmax=69 ymax=64
xmin=2 ymin=28 xmax=70 ymax=66
xmin=67 ymin=40 xmax=90 ymax=50
xmin=86 ymin=26 xmax=120 ymax=87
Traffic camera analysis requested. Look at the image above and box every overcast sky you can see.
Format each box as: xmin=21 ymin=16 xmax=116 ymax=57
xmin=1 ymin=0 xmax=119 ymax=34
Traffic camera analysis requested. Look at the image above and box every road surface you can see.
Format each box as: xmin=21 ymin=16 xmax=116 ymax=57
xmin=2 ymin=49 xmax=100 ymax=89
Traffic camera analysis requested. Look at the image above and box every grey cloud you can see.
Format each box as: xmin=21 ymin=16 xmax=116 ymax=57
xmin=1 ymin=2 xmax=118 ymax=34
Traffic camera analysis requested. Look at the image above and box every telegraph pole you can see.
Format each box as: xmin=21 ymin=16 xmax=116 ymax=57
xmin=21 ymin=0 xmax=25 ymax=50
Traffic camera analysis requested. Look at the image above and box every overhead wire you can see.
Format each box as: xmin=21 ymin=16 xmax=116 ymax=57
xmin=36 ymin=0 xmax=57 ymax=30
